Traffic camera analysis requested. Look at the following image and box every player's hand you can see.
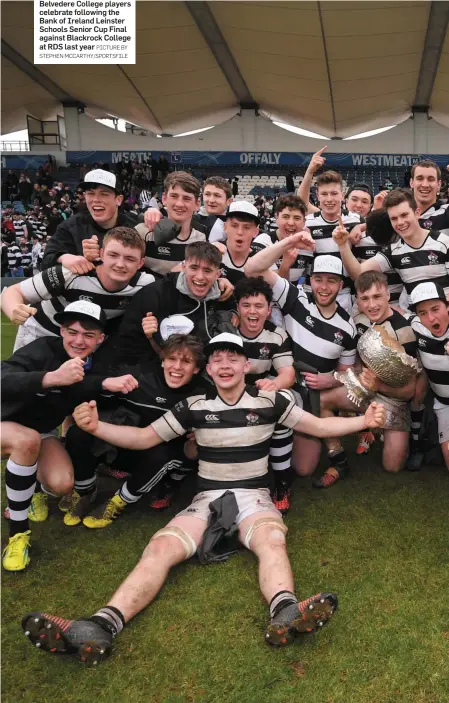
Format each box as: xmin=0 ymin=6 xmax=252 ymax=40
xmin=282 ymin=247 xmax=299 ymax=268
xmin=142 ymin=312 xmax=158 ymax=339
xmin=53 ymin=357 xmax=85 ymax=386
xmin=144 ymin=208 xmax=162 ymax=231
xmin=307 ymin=146 xmax=327 ymax=174
xmin=231 ymin=312 xmax=240 ymax=328
xmin=287 ymin=229 xmax=315 ymax=252
xmin=348 ymin=224 xmax=365 ymax=245
xmin=102 ymin=374 xmax=139 ymax=394
xmin=373 ymin=190 xmax=389 ymax=210
xmin=82 ymin=235 xmax=100 ymax=262
xmin=212 ymin=241 xmax=227 ymax=255
xmin=74 ymin=400 xmax=99 ymax=433
xmin=300 ymin=372 xmax=335 ymax=390
xmin=218 ymin=278 xmax=234 ymax=301
xmin=255 ymin=378 xmax=278 ymax=392
xmin=59 ymin=254 xmax=95 ymax=274
xmin=332 ymin=215 xmax=351 ymax=247
xmin=11 ymin=303 xmax=37 ymax=325
xmin=364 ymin=401 xmax=386 ymax=429
xmin=359 ymin=367 xmax=380 ymax=392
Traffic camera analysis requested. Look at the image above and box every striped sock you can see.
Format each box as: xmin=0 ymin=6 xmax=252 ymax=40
xmin=270 ymin=426 xmax=293 ymax=472
xmin=74 ymin=476 xmax=97 ymax=496
xmin=90 ymin=606 xmax=125 ymax=637
xmin=5 ymin=459 xmax=37 ymax=537
xmin=411 ymin=405 xmax=425 ymax=449
xmin=270 ymin=590 xmax=298 ymax=619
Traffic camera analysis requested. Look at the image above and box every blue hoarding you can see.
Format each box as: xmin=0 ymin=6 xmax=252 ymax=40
xmin=1 ymin=154 xmax=51 ymax=170
xmin=66 ymin=150 xmax=449 ymax=168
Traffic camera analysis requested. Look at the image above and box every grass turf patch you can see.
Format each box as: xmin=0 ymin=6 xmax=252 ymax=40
xmin=2 ymin=315 xmax=449 ymax=703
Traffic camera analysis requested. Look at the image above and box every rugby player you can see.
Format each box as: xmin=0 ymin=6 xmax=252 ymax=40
xmin=21 ymin=332 xmax=386 ymax=664
xmin=246 ymin=239 xmax=357 ymax=480
xmin=318 ymin=272 xmax=418 ymax=486
xmin=1 ymin=227 xmax=154 ymax=352
xmin=219 ymin=201 xmax=272 ymax=285
xmin=268 ymin=194 xmax=313 ymax=284
xmin=234 ymin=277 xmax=296 ymax=512
xmin=410 ymin=282 xmax=449 ymax=469
xmin=1 ymin=301 xmax=138 ymax=571
xmin=41 ymin=170 xmax=135 ymax=273
xmin=411 ymin=160 xmax=449 ymax=234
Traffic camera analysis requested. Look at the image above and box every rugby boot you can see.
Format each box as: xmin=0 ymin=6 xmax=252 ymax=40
xmin=2 ymin=531 xmax=31 ymax=572
xmin=22 ymin=612 xmax=112 ymax=665
xmin=64 ymin=490 xmax=97 ymax=526
xmin=28 ymin=493 xmax=48 ymax=522
xmin=265 ymin=592 xmax=338 ymax=647
xmin=83 ymin=495 xmax=127 ymax=529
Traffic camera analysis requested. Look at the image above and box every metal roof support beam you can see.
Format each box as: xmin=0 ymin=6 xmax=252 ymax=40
xmin=413 ymin=1 xmax=449 ymax=110
xmin=185 ymin=1 xmax=258 ymax=109
xmin=317 ymin=2 xmax=337 ymax=136
xmin=1 ymin=40 xmax=80 ymax=105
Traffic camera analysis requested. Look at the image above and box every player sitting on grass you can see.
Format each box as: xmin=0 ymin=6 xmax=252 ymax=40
xmin=1 ymin=301 xmax=138 ymax=572
xmin=21 ymin=332 xmax=386 ymax=664
xmin=317 ymin=271 xmax=418 ymax=487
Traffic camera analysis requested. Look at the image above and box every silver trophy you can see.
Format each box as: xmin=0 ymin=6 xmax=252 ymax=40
xmin=335 ymin=325 xmax=419 ymax=407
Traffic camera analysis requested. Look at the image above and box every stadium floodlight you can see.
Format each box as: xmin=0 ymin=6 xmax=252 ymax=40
xmin=343 ymin=125 xmax=396 ymax=140
xmin=173 ymin=126 xmax=215 ymax=138
xmin=272 ymin=121 xmax=330 ymax=140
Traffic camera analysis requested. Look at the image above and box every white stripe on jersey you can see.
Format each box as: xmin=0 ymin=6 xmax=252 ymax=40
xmin=272 ymin=276 xmax=357 ymax=373
xmin=374 ymin=230 xmax=449 ymax=302
xmin=238 ymin=322 xmax=293 ymax=380
xmin=135 ymin=223 xmax=207 ymax=275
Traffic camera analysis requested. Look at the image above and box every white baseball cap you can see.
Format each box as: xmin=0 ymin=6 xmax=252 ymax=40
xmin=204 ymin=332 xmax=246 ymax=358
xmin=54 ymin=300 xmax=106 ymax=328
xmin=410 ymin=282 xmax=447 ymax=309
xmin=311 ymin=255 xmax=343 ymax=277
xmin=226 ymin=200 xmax=259 ymax=223
xmin=160 ymin=315 xmax=195 ymax=341
xmin=79 ymin=169 xmax=120 ymax=193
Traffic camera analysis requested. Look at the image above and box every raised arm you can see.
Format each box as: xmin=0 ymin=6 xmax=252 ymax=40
xmin=73 ymin=400 xmax=164 ymax=450
xmin=1 ymin=283 xmax=37 ymax=325
xmin=294 ymin=401 xmax=386 ymax=437
xmin=297 ymin=146 xmax=327 ymax=214
xmin=245 ymin=231 xmax=315 ymax=284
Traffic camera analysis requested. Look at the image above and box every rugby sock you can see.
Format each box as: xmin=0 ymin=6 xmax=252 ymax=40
xmin=36 ymin=481 xmax=58 ymax=498
xmin=5 ymin=459 xmax=37 ymax=537
xmin=328 ymin=448 xmax=349 ymax=475
xmin=90 ymin=606 xmax=125 ymax=637
xmin=411 ymin=405 xmax=425 ymax=450
xmin=74 ymin=476 xmax=97 ymax=496
xmin=270 ymin=427 xmax=293 ymax=472
xmin=270 ymin=591 xmax=298 ymax=619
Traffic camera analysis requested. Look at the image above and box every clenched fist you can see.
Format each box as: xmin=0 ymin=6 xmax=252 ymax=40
xmin=11 ymin=303 xmax=37 ymax=325
xmin=287 ymin=230 xmax=315 ymax=252
xmin=364 ymin=401 xmax=386 ymax=429
xmin=82 ymin=235 xmax=100 ymax=262
xmin=74 ymin=400 xmax=99 ymax=433
xmin=102 ymin=374 xmax=139 ymax=394
xmin=142 ymin=312 xmax=158 ymax=339
xmin=43 ymin=357 xmax=85 ymax=388
xmin=59 ymin=254 xmax=95 ymax=275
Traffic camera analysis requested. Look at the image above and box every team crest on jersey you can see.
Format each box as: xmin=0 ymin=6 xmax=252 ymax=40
xmin=259 ymin=345 xmax=270 ymax=359
xmin=118 ymin=299 xmax=130 ymax=309
xmin=296 ymin=256 xmax=305 ymax=268
xmin=401 ymin=256 xmax=411 ymax=265
xmin=357 ymin=326 xmax=366 ymax=336
xmin=334 ymin=330 xmax=344 ymax=345
xmin=305 ymin=315 xmax=314 ymax=327
xmin=428 ymin=251 xmax=439 ymax=265
xmin=246 ymin=412 xmax=259 ymax=425
xmin=423 ymin=220 xmax=433 ymax=229
xmin=418 ymin=338 xmax=426 ymax=348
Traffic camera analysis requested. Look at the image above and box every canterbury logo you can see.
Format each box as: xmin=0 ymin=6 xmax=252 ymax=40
xmin=156 ymin=397 xmax=166 ymax=403
xmin=205 ymin=414 xmax=219 ymax=422
xmin=79 ymin=295 xmax=93 ymax=302
xmin=158 ymin=247 xmax=170 ymax=255
xmin=305 ymin=315 xmax=314 ymax=327
xmin=401 ymin=257 xmax=411 ymax=265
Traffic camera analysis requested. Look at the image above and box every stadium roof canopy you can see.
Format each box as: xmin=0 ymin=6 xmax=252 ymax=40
xmin=2 ymin=0 xmax=449 ymax=138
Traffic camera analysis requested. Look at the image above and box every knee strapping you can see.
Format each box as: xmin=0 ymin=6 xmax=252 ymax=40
xmin=151 ymin=525 xmax=197 ymax=559
xmin=244 ymin=517 xmax=288 ymax=550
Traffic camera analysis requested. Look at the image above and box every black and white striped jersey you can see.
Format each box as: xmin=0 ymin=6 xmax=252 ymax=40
xmin=7 ymin=244 xmax=22 ymax=268
xmin=419 ymin=201 xmax=449 ymax=235
xmin=353 ymin=234 xmax=404 ymax=303
xmin=29 ymin=219 xmax=47 ymax=240
xmin=19 ymin=264 xmax=155 ymax=335
xmin=238 ymin=321 xmax=294 ymax=383
xmin=20 ymin=251 xmax=32 ymax=269
xmin=354 ymin=309 xmax=417 ymax=359
xmin=135 ymin=223 xmax=207 ymax=276
xmin=271 ymin=276 xmax=357 ymax=373
xmin=411 ymin=317 xmax=449 ymax=405
xmin=151 ymin=384 xmax=304 ymax=490
xmin=373 ymin=230 xmax=449 ymax=302
xmin=219 ymin=234 xmax=274 ymax=285
xmin=13 ymin=219 xmax=26 ymax=237
xmin=304 ymin=210 xmax=362 ymax=293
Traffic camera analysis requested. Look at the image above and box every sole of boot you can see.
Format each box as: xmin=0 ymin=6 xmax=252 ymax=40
xmin=265 ymin=594 xmax=338 ymax=647
xmin=21 ymin=613 xmax=111 ymax=665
